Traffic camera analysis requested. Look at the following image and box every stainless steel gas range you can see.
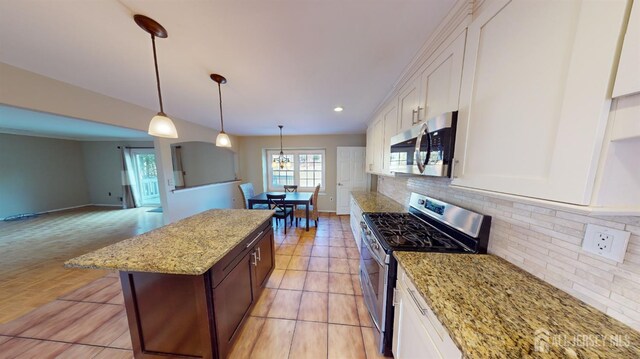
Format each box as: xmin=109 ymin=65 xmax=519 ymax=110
xmin=358 ymin=192 xmax=492 ymax=356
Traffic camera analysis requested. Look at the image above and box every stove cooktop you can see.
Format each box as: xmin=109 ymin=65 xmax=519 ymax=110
xmin=364 ymin=212 xmax=472 ymax=253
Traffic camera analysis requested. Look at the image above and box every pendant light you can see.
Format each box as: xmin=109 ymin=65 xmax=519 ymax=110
xmin=277 ymin=125 xmax=290 ymax=169
xmin=134 ymin=14 xmax=178 ymax=138
xmin=210 ymin=74 xmax=231 ymax=147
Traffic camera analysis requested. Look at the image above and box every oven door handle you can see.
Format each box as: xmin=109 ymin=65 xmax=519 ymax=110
xmin=360 ymin=231 xmax=384 ymax=268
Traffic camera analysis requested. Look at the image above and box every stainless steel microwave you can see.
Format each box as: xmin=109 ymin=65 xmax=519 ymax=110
xmin=389 ymin=111 xmax=457 ymax=177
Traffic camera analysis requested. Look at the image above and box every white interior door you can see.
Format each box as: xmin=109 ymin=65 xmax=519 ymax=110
xmin=336 ymin=147 xmax=369 ymax=215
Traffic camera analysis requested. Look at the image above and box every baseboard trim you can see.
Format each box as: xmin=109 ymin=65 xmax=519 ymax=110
xmin=0 ymin=203 xmax=164 ymax=220
xmin=1 ymin=204 xmax=90 ymax=220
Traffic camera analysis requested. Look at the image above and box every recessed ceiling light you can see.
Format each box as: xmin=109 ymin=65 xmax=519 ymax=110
xmin=334 ymin=106 xmax=344 ymax=112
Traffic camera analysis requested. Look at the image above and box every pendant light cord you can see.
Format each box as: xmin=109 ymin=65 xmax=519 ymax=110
xmin=218 ymin=82 xmax=225 ymax=132
xmin=151 ymin=35 xmax=164 ymax=114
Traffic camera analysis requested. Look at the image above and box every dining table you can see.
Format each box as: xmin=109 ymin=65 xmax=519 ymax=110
xmin=247 ymin=191 xmax=314 ymax=231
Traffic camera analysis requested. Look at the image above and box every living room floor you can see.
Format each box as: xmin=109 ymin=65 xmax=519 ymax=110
xmin=0 ymin=213 xmax=385 ymax=358
xmin=0 ymin=206 xmax=163 ymax=323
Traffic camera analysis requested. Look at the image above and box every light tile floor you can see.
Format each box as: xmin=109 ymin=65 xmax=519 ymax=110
xmin=0 ymin=213 xmax=389 ymax=358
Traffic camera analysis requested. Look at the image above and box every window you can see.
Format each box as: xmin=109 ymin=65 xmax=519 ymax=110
xmin=270 ymin=153 xmax=295 ymax=187
xmin=266 ymin=149 xmax=325 ymax=191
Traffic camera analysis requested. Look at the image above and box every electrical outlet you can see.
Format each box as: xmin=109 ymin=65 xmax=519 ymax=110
xmin=595 ymin=232 xmax=613 ymax=253
xmin=581 ymin=224 xmax=630 ymax=263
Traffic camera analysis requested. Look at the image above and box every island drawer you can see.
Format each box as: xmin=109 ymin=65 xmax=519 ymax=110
xmin=210 ymin=219 xmax=272 ymax=288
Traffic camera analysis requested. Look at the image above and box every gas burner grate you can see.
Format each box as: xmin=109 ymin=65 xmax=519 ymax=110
xmin=366 ymin=213 xmax=463 ymax=251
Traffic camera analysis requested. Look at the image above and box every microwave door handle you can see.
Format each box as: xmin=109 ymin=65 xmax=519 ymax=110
xmin=414 ymin=122 xmax=430 ymax=173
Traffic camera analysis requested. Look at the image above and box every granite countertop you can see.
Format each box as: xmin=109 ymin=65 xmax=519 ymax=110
xmin=351 ymin=191 xmax=406 ymax=213
xmin=394 ymin=252 xmax=640 ymax=358
xmin=65 ymin=209 xmax=274 ymax=276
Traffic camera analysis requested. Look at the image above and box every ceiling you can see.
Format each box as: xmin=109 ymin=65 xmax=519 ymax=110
xmin=0 ymin=0 xmax=455 ymax=136
xmin=0 ymin=105 xmax=151 ymax=141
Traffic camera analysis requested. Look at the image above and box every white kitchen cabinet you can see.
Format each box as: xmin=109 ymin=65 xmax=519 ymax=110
xmin=392 ymin=263 xmax=461 ymax=359
xmin=613 ymin=0 xmax=640 ymax=98
xmin=372 ymin=117 xmax=384 ymax=173
xmin=382 ymin=101 xmax=398 ymax=175
xmin=397 ymin=78 xmax=421 ymax=133
xmin=349 ymin=196 xmax=363 ymax=252
xmin=453 ymin=0 xmax=627 ymax=205
xmin=396 ymin=30 xmax=466 ymax=134
xmin=365 ymin=104 xmax=396 ymax=176
xmin=419 ymin=30 xmax=466 ymax=122
xmin=365 ymin=125 xmax=374 ymax=174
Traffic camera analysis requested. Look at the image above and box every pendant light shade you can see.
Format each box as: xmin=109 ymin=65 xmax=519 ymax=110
xmin=149 ymin=113 xmax=179 ymax=138
xmin=211 ymin=74 xmax=231 ymax=147
xmin=216 ymin=132 xmax=231 ymax=147
xmin=134 ymin=14 xmax=178 ymax=139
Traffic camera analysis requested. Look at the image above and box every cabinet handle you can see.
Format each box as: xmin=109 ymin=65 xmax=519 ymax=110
xmin=451 ymin=159 xmax=459 ymax=179
xmin=251 ymin=252 xmax=258 ymax=266
xmin=407 ymin=288 xmax=428 ymax=316
xmin=411 ymin=109 xmax=418 ymax=124
xmin=245 ymin=230 xmax=264 ymax=249
xmin=256 ymin=247 xmax=262 ymax=261
xmin=416 ymin=106 xmax=424 ymax=123
xmin=393 ymin=288 xmax=400 ymax=306
xmin=408 ymin=287 xmax=446 ymax=340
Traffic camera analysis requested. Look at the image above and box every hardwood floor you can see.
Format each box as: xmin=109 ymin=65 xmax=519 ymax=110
xmin=0 ymin=213 xmax=388 ymax=358
xmin=0 ymin=206 xmax=163 ymax=323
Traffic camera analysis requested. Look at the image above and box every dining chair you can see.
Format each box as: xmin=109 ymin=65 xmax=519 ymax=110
xmin=238 ymin=183 xmax=269 ymax=209
xmin=283 ymin=185 xmax=298 ymax=193
xmin=267 ymin=194 xmax=293 ymax=234
xmin=295 ymin=184 xmax=320 ymax=227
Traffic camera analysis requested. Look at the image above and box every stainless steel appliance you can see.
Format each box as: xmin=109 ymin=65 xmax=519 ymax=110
xmin=359 ymin=192 xmax=491 ymax=356
xmin=389 ymin=111 xmax=457 ymax=177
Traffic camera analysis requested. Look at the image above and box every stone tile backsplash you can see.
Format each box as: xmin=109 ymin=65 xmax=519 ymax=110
xmin=377 ymin=176 xmax=640 ymax=331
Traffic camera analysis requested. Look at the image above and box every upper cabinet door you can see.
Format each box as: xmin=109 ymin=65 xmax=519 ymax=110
xmin=365 ymin=125 xmax=374 ymax=173
xmin=397 ymin=79 xmax=421 ymax=133
xmin=372 ymin=117 xmax=385 ymax=173
xmin=382 ymin=101 xmax=399 ymax=175
xmin=419 ymin=30 xmax=466 ymax=122
xmin=613 ymin=0 xmax=640 ymax=98
xmin=453 ymin=0 xmax=627 ymax=205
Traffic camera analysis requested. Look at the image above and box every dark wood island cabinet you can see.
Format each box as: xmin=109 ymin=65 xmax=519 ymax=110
xmin=66 ymin=209 xmax=275 ymax=359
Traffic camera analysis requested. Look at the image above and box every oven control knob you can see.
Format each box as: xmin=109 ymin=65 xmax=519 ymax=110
xmin=418 ymin=199 xmax=425 ymax=205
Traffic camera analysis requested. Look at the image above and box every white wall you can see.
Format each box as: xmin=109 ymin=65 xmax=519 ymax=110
xmin=165 ymin=181 xmax=244 ymax=223
xmin=0 ymin=62 xmax=240 ymax=224
xmin=0 ymin=133 xmax=89 ymax=218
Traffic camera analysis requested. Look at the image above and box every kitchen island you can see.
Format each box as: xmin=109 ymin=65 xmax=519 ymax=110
xmin=66 ymin=209 xmax=275 ymax=359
